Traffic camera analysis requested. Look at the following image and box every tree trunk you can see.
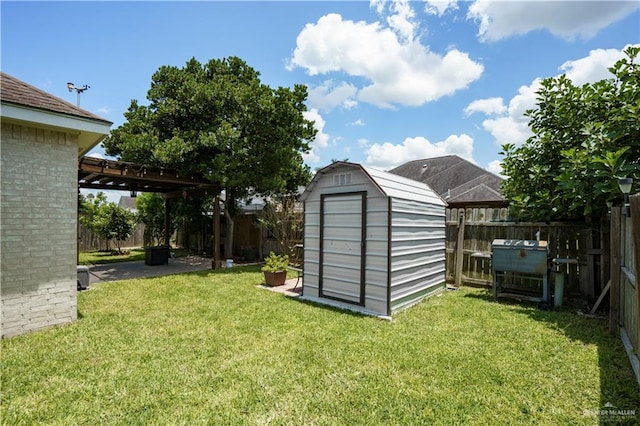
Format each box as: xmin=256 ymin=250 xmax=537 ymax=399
xmin=224 ymin=193 xmax=235 ymax=258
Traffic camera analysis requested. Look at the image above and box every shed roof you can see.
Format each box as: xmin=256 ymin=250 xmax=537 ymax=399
xmin=388 ymin=155 xmax=505 ymax=205
xmin=300 ymin=161 xmax=446 ymax=206
xmin=0 ymin=72 xmax=112 ymax=156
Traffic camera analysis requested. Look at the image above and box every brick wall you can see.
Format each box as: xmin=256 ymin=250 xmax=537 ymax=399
xmin=1 ymin=122 xmax=79 ymax=337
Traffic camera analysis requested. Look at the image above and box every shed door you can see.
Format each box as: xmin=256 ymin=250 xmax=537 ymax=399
xmin=319 ymin=192 xmax=366 ymax=306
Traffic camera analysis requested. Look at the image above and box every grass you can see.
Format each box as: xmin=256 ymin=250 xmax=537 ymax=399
xmin=2 ymin=266 xmax=638 ymax=425
xmin=78 ymin=247 xmax=195 ymax=265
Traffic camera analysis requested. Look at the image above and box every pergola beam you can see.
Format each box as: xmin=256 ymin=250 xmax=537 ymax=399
xmin=78 ymin=156 xmax=216 ymax=193
xmin=78 ymin=155 xmax=221 ymax=268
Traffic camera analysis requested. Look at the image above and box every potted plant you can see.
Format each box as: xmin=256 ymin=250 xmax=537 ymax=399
xmin=262 ymin=251 xmax=289 ymax=286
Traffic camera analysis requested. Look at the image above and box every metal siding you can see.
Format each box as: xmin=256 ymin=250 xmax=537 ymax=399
xmin=365 ymin=194 xmax=389 ymax=314
xmin=301 ymin=163 xmax=445 ymax=316
xmin=391 ymin=284 xmax=444 ymax=312
xmin=363 ymin=166 xmax=447 ymax=206
xmin=389 ymin=198 xmax=446 ymax=313
xmin=303 ymin=204 xmax=320 ymax=298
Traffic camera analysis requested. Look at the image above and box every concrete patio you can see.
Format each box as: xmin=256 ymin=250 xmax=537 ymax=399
xmin=87 ymin=255 xmax=212 ymax=284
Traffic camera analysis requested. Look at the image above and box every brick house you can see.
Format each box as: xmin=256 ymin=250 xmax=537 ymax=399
xmin=1 ymin=72 xmax=112 ymax=337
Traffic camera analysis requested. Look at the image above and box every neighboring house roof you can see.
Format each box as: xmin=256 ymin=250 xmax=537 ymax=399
xmin=389 ymin=155 xmax=506 ymax=206
xmin=0 ymin=72 xmax=112 ymax=156
xmin=234 ymin=186 xmax=306 ymax=214
xmin=118 ymin=196 xmax=138 ymax=211
xmin=300 ymin=161 xmax=446 ymax=206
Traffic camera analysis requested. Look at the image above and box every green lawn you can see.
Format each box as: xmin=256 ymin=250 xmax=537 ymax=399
xmin=2 ymin=266 xmax=638 ymax=424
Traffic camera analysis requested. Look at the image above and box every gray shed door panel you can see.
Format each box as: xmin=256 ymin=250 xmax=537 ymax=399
xmin=319 ymin=192 xmax=366 ymax=306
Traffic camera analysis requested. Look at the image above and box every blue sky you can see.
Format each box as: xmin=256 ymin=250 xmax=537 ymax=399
xmin=3 ymin=1 xmax=639 ymax=183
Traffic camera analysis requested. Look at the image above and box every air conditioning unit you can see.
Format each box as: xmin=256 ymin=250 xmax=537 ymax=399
xmin=77 ymin=265 xmax=90 ymax=290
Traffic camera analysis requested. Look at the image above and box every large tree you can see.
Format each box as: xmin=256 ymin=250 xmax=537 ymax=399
xmin=501 ymin=46 xmax=639 ymax=222
xmin=103 ymin=57 xmax=316 ymax=257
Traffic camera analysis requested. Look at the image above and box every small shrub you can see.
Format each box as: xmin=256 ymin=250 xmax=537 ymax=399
xmin=261 ymin=251 xmax=289 ymax=273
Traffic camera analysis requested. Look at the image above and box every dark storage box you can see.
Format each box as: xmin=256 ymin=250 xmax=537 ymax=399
xmin=145 ymin=246 xmax=169 ymax=266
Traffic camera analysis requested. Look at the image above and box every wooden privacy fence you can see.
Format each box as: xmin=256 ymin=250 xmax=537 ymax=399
xmin=610 ymin=196 xmax=640 ymax=383
xmin=78 ymin=223 xmax=145 ymax=252
xmin=446 ymin=207 xmax=590 ymax=296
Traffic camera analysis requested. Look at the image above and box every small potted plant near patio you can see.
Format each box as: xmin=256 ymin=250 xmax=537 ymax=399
xmin=262 ymin=251 xmax=289 ymax=287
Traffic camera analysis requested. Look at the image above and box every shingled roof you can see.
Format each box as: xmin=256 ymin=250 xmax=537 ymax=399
xmin=0 ymin=72 xmax=111 ymax=124
xmin=388 ymin=155 xmax=506 ymax=206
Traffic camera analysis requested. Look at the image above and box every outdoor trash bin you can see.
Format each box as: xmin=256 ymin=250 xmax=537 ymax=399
xmin=145 ymin=246 xmax=169 ymax=266
xmin=77 ymin=265 xmax=90 ymax=290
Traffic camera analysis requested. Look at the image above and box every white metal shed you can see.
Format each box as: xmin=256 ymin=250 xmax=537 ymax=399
xmin=299 ymin=162 xmax=447 ymax=317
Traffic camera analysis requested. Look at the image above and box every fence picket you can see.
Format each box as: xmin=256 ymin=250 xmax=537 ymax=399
xmin=446 ymin=207 xmax=589 ymax=295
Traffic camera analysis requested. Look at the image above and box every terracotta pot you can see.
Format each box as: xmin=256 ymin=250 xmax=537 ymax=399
xmin=263 ymin=270 xmax=287 ymax=287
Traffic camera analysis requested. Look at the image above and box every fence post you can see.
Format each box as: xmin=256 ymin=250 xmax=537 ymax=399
xmin=610 ymin=207 xmax=621 ymax=334
xmin=454 ymin=211 xmax=465 ymax=287
xmin=631 ymin=194 xmax=640 ymax=348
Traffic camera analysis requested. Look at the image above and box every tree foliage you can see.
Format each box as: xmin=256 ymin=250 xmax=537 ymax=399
xmin=258 ymin=195 xmax=303 ymax=259
xmin=103 ymin=56 xmax=316 ymax=255
xmin=501 ymin=46 xmax=640 ymax=221
xmin=79 ymin=192 xmax=109 ymax=242
xmin=135 ymin=192 xmax=167 ymax=246
xmin=173 ymin=196 xmax=214 ymax=254
xmin=97 ymin=203 xmax=137 ymax=254
xmin=79 ymin=192 xmax=136 ymax=253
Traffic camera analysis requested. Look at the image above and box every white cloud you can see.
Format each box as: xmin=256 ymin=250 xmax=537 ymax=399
xmin=332 ymin=136 xmax=344 ymax=147
xmin=302 ymin=149 xmax=320 ymax=164
xmin=365 ymin=133 xmax=474 ymax=169
xmin=559 ymin=46 xmax=631 ymax=85
xmin=302 ymin=108 xmax=329 ymax=164
xmin=359 ymin=47 xmax=484 ymax=108
xmin=482 ymin=116 xmax=532 ymax=147
xmin=289 ymin=12 xmax=483 ymax=108
xmin=307 ymin=80 xmax=358 ymax=112
xmin=350 ymin=119 xmax=365 ymax=127
xmin=486 ymin=159 xmax=504 ymax=177
xmin=464 ymin=97 xmax=506 ymax=116
xmin=506 ymin=79 xmax=540 ymax=118
xmin=468 ymin=0 xmax=639 ymax=42
xmin=475 ymin=80 xmax=538 ymax=146
xmin=370 ymin=0 xmax=386 ymax=15
xmin=303 ymin=108 xmax=329 ymax=149
xmin=424 ymin=0 xmax=458 ymax=16
xmin=370 ymin=0 xmax=417 ymax=41
xmin=385 ymin=0 xmax=416 ymax=42
xmin=358 ymin=138 xmax=370 ymax=147
xmin=97 ymin=106 xmax=111 ymax=115
xmin=471 ymin=45 xmax=637 ymax=147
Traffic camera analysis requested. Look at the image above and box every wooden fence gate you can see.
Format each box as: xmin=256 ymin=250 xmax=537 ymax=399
xmin=610 ymin=195 xmax=640 ymax=383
